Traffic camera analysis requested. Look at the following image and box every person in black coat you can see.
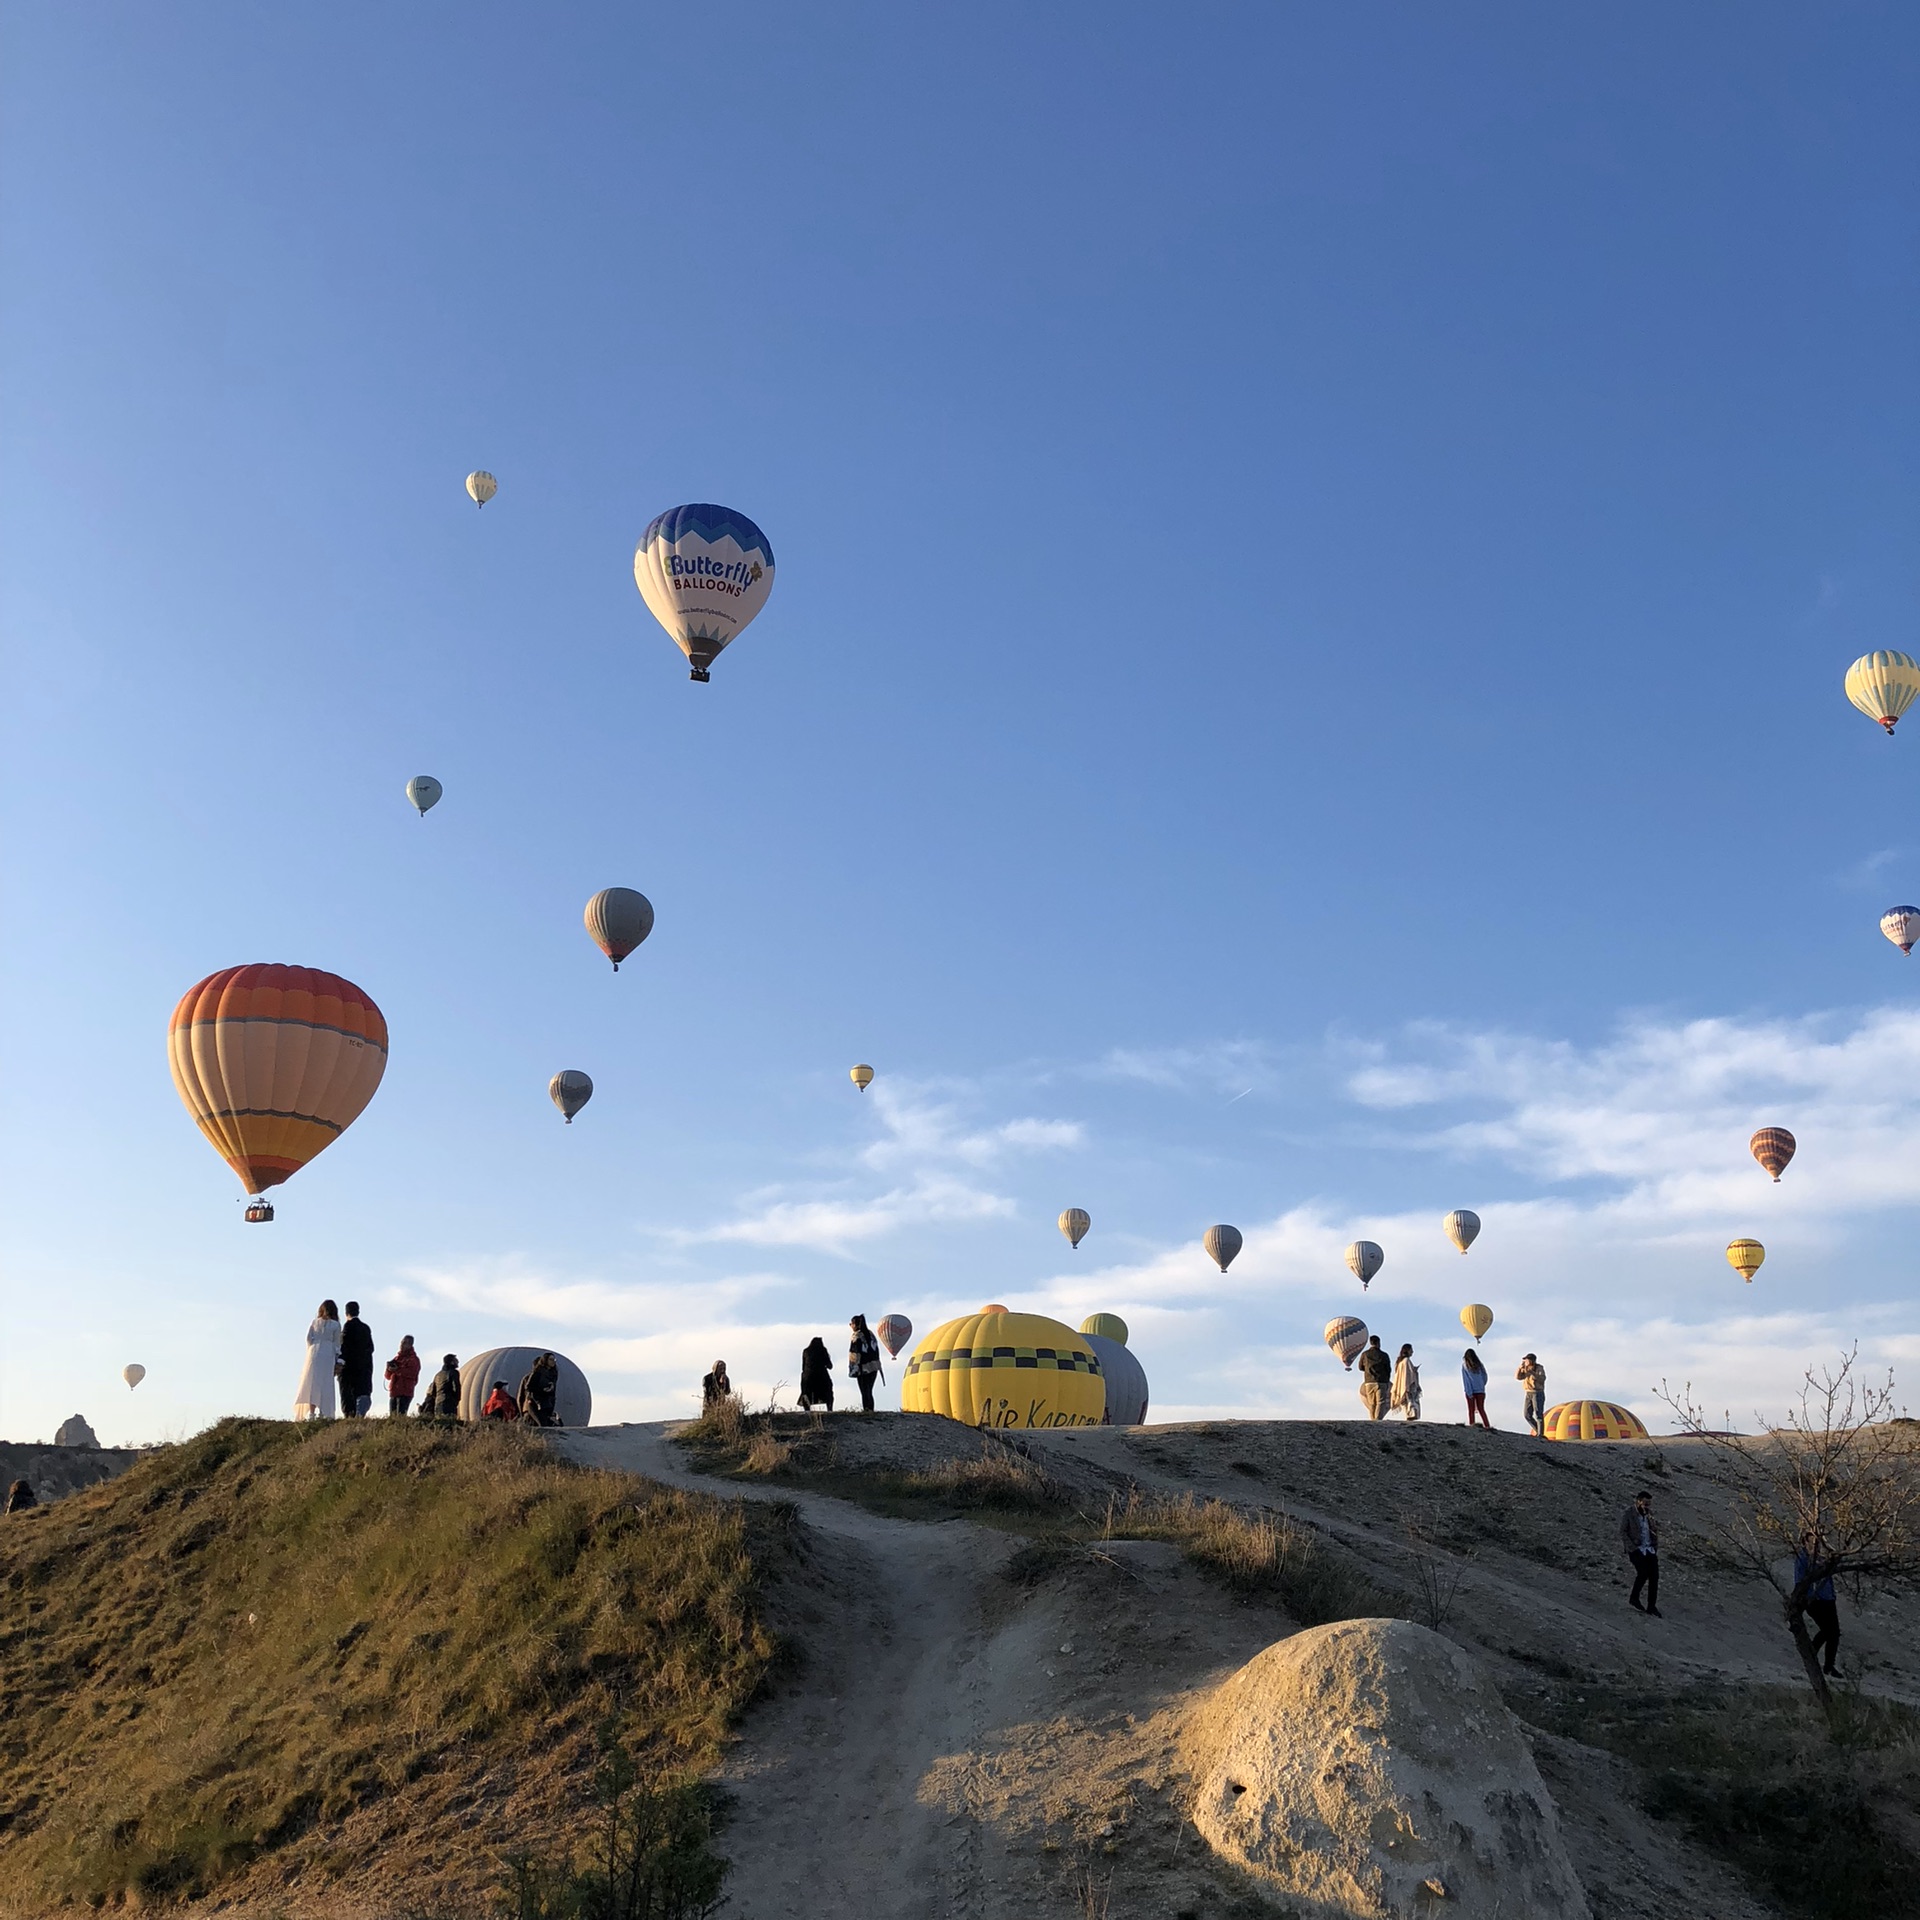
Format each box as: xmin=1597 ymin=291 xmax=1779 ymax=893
xmin=798 ymin=1338 xmax=834 ymax=1412
xmin=337 ymin=1302 xmax=376 ymax=1418
xmin=419 ymin=1354 xmax=461 ymax=1420
xmin=518 ymin=1353 xmax=560 ymax=1427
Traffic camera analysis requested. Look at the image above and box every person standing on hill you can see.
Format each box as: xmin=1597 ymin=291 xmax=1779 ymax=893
xmin=294 ymin=1300 xmax=342 ymax=1421
xmin=420 ymin=1353 xmax=461 ymax=1419
xmin=702 ymin=1360 xmax=732 ymax=1409
xmin=1620 ymin=1489 xmax=1661 ymax=1615
xmin=5 ymin=1479 xmax=37 ymax=1513
xmin=1795 ymin=1534 xmax=1841 ymax=1676
xmin=518 ymin=1353 xmax=559 ymax=1427
xmin=1461 ymin=1350 xmax=1493 ymax=1428
xmin=337 ymin=1302 xmax=375 ymax=1419
xmin=1357 ymin=1336 xmax=1392 ymax=1420
xmin=1516 ymin=1353 xmax=1548 ymax=1437
xmin=798 ymin=1338 xmax=834 ymax=1412
xmin=384 ymin=1335 xmax=421 ymax=1416
xmin=848 ymin=1315 xmax=882 ymax=1413
xmin=1390 ymin=1343 xmax=1422 ymax=1422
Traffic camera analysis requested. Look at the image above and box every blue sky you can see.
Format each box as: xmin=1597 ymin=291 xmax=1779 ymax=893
xmin=3 ymin=3 xmax=1916 ymax=1443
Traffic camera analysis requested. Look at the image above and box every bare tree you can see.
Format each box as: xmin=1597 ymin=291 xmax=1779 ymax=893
xmin=1659 ymin=1348 xmax=1920 ymax=1726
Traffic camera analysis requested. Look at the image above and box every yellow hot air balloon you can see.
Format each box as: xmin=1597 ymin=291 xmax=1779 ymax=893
xmin=1079 ymin=1312 xmax=1127 ymax=1344
xmin=466 ymin=470 xmax=497 ymax=507
xmin=1460 ymin=1303 xmax=1494 ymax=1341
xmin=169 ymin=966 xmax=388 ymax=1210
xmin=1726 ymin=1238 xmax=1765 ymax=1282
xmin=850 ymin=1064 xmax=874 ymax=1091
xmin=901 ymin=1310 xmax=1105 ymax=1429
xmin=1542 ymin=1400 xmax=1650 ymax=1441
xmin=1846 ymin=651 xmax=1920 ymax=734
xmin=1059 ymin=1207 xmax=1091 ymax=1249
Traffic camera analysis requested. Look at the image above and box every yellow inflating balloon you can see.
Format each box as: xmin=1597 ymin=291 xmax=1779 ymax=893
xmin=1080 ymin=1312 xmax=1128 ymax=1345
xmin=1543 ymin=1400 xmax=1649 ymax=1442
xmin=1726 ymin=1238 xmax=1765 ymax=1282
xmin=902 ymin=1311 xmax=1105 ymax=1429
xmin=1460 ymin=1304 xmax=1494 ymax=1340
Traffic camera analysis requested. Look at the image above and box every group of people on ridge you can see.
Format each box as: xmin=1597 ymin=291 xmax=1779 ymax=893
xmin=1353 ymin=1337 xmax=1551 ymax=1436
xmin=703 ymin=1314 xmax=884 ymax=1414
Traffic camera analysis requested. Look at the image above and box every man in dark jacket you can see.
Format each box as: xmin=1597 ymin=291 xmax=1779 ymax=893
xmin=420 ymin=1354 xmax=461 ymax=1420
xmin=1357 ymin=1336 xmax=1392 ymax=1420
xmin=337 ymin=1302 xmax=375 ymax=1418
xmin=518 ymin=1354 xmax=559 ymax=1427
xmin=1620 ymin=1490 xmax=1661 ymax=1615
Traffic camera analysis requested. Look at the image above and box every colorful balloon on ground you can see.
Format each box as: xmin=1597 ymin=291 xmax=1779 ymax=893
xmin=876 ymin=1314 xmax=912 ymax=1359
xmin=1749 ymin=1127 xmax=1796 ymax=1182
xmin=1344 ymin=1240 xmax=1384 ymax=1290
xmin=170 ymin=966 xmax=388 ymax=1205
xmin=405 ymin=775 xmax=442 ymax=816
xmin=1082 ymin=1334 xmax=1148 ymax=1426
xmin=466 ymin=471 xmax=496 ymax=508
xmin=1460 ymin=1303 xmax=1494 ymax=1341
xmin=1080 ymin=1312 xmax=1128 ymax=1344
xmin=123 ymin=1364 xmax=145 ymax=1390
xmin=1443 ymin=1209 xmax=1481 ymax=1254
xmin=1726 ymin=1238 xmax=1765 ymax=1281
xmin=901 ymin=1311 xmax=1105 ymax=1429
xmin=1203 ymin=1225 xmax=1242 ymax=1272
xmin=1059 ymin=1207 xmax=1091 ymax=1249
xmin=1881 ymin=906 xmax=1920 ymax=954
xmin=850 ymin=1064 xmax=874 ymax=1092
xmin=1543 ymin=1400 xmax=1649 ymax=1442
xmin=634 ymin=503 xmax=775 ymax=682
xmin=1846 ymin=651 xmax=1920 ymax=734
xmin=1324 ymin=1317 xmax=1368 ymax=1370
xmin=584 ymin=888 xmax=655 ymax=970
xmin=550 ymin=1070 xmax=593 ymax=1123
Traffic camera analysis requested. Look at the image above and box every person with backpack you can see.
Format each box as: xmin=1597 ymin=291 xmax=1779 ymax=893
xmin=848 ymin=1315 xmax=882 ymax=1413
xmin=384 ymin=1335 xmax=421 ymax=1416
xmin=419 ymin=1354 xmax=461 ymax=1420
xmin=798 ymin=1337 xmax=834 ymax=1412
xmin=1357 ymin=1336 xmax=1391 ymax=1420
xmin=337 ymin=1302 xmax=375 ymax=1419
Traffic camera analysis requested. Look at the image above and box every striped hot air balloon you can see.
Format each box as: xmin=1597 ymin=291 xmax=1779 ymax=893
xmin=584 ymin=888 xmax=655 ymax=970
xmin=1542 ymin=1400 xmax=1650 ymax=1442
xmin=466 ymin=470 xmax=496 ymax=507
xmin=1846 ymin=651 xmax=1920 ymax=735
xmin=550 ymin=1070 xmax=593 ymax=1123
xmin=1059 ymin=1207 xmax=1091 ymax=1249
xmin=1324 ymin=1316 xmax=1368 ymax=1369
xmin=1345 ymin=1240 xmax=1384 ymax=1290
xmin=169 ymin=966 xmax=388 ymax=1208
xmin=1749 ymin=1127 xmax=1796 ymax=1182
xmin=1443 ymin=1209 xmax=1481 ymax=1253
xmin=1882 ymin=906 xmax=1920 ymax=954
xmin=1726 ymin=1238 xmax=1765 ymax=1282
xmin=1203 ymin=1224 xmax=1242 ymax=1272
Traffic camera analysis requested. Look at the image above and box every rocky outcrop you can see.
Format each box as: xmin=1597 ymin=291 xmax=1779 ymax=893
xmin=54 ymin=1415 xmax=100 ymax=1448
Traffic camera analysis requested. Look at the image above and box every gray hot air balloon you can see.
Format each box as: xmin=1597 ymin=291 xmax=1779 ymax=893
xmin=1203 ymin=1224 xmax=1242 ymax=1272
xmin=584 ymin=887 xmax=655 ymax=970
xmin=550 ymin=1070 xmax=593 ymax=1123
xmin=1082 ymin=1334 xmax=1148 ymax=1426
xmin=1059 ymin=1207 xmax=1091 ymax=1250
xmin=1443 ymin=1209 xmax=1482 ymax=1254
xmin=1344 ymin=1240 xmax=1384 ymax=1291
xmin=405 ymin=775 xmax=443 ymax=817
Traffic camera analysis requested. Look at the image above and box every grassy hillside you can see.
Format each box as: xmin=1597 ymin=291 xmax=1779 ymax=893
xmin=0 ymin=1418 xmax=785 ymax=1913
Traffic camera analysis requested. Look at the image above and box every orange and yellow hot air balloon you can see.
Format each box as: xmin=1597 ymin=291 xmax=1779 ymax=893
xmin=169 ymin=965 xmax=388 ymax=1214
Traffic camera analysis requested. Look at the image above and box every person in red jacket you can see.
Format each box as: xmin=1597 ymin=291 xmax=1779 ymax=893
xmin=384 ymin=1336 xmax=422 ymax=1416
xmin=482 ymin=1381 xmax=519 ymax=1421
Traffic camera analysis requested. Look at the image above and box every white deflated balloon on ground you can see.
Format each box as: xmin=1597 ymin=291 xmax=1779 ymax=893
xmin=458 ymin=1348 xmax=592 ymax=1427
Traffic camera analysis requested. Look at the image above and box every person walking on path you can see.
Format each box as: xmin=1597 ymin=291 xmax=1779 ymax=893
xmin=1357 ymin=1335 xmax=1392 ymax=1420
xmin=1620 ymin=1489 xmax=1661 ymax=1615
xmin=482 ymin=1380 xmax=519 ymax=1421
xmin=1461 ymin=1349 xmax=1493 ymax=1428
xmin=1795 ymin=1534 xmax=1841 ymax=1675
xmin=518 ymin=1353 xmax=560 ymax=1427
xmin=1516 ymin=1353 xmax=1548 ymax=1437
xmin=849 ymin=1315 xmax=883 ymax=1413
xmin=702 ymin=1360 xmax=732 ymax=1409
xmin=1390 ymin=1343 xmax=1422 ymax=1422
xmin=419 ymin=1353 xmax=461 ymax=1420
xmin=337 ymin=1302 xmax=375 ymax=1419
xmin=798 ymin=1337 xmax=834 ymax=1412
xmin=384 ymin=1336 xmax=421 ymax=1416
xmin=294 ymin=1300 xmax=342 ymax=1421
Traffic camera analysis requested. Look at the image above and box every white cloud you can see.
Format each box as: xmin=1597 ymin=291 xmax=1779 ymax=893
xmin=1096 ymin=1038 xmax=1279 ymax=1096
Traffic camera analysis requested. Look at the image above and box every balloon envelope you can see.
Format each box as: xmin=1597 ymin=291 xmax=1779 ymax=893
xmin=1324 ymin=1317 xmax=1368 ymax=1369
xmin=1846 ymin=650 xmax=1920 ymax=733
xmin=1460 ymin=1303 xmax=1494 ymax=1341
xmin=466 ymin=470 xmax=497 ymax=507
xmin=1542 ymin=1400 xmax=1649 ymax=1442
xmin=1203 ymin=1225 xmax=1242 ymax=1272
xmin=1749 ymin=1127 xmax=1796 ymax=1182
xmin=1726 ymin=1238 xmax=1765 ymax=1281
xmin=901 ymin=1311 xmax=1104 ymax=1429
xmin=459 ymin=1348 xmax=591 ymax=1426
xmin=1881 ymin=906 xmax=1920 ymax=954
xmin=1083 ymin=1334 xmax=1148 ymax=1426
xmin=550 ymin=1070 xmax=593 ymax=1123
xmin=585 ymin=888 xmax=655 ymax=969
xmin=634 ymin=503 xmax=775 ymax=680
xmin=169 ymin=966 xmax=388 ymax=1197
xmin=876 ymin=1314 xmax=913 ymax=1359
xmin=851 ymin=1064 xmax=874 ymax=1091
xmin=1443 ymin=1209 xmax=1481 ymax=1253
xmin=1344 ymin=1240 xmax=1384 ymax=1289
xmin=1079 ymin=1312 xmax=1128 ymax=1345
xmin=123 ymin=1364 xmax=145 ymax=1390
xmin=405 ymin=775 xmax=442 ymax=816
xmin=1059 ymin=1207 xmax=1091 ymax=1249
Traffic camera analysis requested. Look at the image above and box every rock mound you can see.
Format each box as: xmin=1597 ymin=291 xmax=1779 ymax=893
xmin=54 ymin=1415 xmax=99 ymax=1448
xmin=1186 ymin=1617 xmax=1589 ymax=1919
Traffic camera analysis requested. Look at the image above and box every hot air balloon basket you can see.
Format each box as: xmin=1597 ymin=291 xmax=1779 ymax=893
xmin=244 ymin=1201 xmax=275 ymax=1223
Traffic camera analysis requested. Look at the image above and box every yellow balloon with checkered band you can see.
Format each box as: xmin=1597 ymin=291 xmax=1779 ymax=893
xmin=901 ymin=1310 xmax=1106 ymax=1429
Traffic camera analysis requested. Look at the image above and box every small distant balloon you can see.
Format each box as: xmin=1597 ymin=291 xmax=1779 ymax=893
xmin=1460 ymin=1303 xmax=1493 ymax=1341
xmin=1344 ymin=1240 xmax=1384 ymax=1291
xmin=1059 ymin=1207 xmax=1091 ymax=1250
xmin=877 ymin=1313 xmax=912 ymax=1358
xmin=1080 ymin=1312 xmax=1128 ymax=1345
xmin=1846 ymin=650 xmax=1920 ymax=735
xmin=466 ymin=470 xmax=497 ymax=508
xmin=1203 ymin=1224 xmax=1242 ymax=1272
xmin=1749 ymin=1127 xmax=1796 ymax=1183
xmin=405 ymin=775 xmax=442 ymax=817
xmin=1324 ymin=1317 xmax=1368 ymax=1370
xmin=1881 ymin=907 xmax=1920 ymax=955
xmin=584 ymin=888 xmax=655 ymax=971
xmin=1443 ymin=1209 xmax=1481 ymax=1254
xmin=550 ymin=1070 xmax=593 ymax=1124
xmin=1726 ymin=1238 xmax=1765 ymax=1282
xmin=123 ymin=1364 xmax=146 ymax=1390
xmin=850 ymin=1064 xmax=874 ymax=1091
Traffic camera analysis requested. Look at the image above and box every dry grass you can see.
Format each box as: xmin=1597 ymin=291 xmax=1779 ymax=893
xmin=0 ymin=1417 xmax=785 ymax=1912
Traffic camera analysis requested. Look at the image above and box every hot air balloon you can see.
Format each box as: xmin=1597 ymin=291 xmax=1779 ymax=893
xmin=1082 ymin=1335 xmax=1148 ymax=1425
xmin=901 ymin=1310 xmax=1105 ymax=1429
xmin=1542 ymin=1400 xmax=1649 ymax=1442
xmin=1344 ymin=1240 xmax=1384 ymax=1290
xmin=1846 ymin=651 xmax=1920 ymax=735
xmin=1059 ymin=1207 xmax=1091 ymax=1250
xmin=1203 ymin=1225 xmax=1242 ymax=1272
xmin=634 ymin=503 xmax=775 ymax=682
xmin=850 ymin=1064 xmax=874 ymax=1092
xmin=123 ymin=1364 xmax=145 ymax=1390
xmin=1324 ymin=1317 xmax=1368 ymax=1370
xmin=1726 ymin=1238 xmax=1765 ymax=1282
xmin=980 ymin=1304 xmax=1011 ymax=1315
xmin=466 ymin=470 xmax=497 ymax=508
xmin=405 ymin=775 xmax=442 ymax=817
xmin=1750 ymin=1127 xmax=1796 ymax=1182
xmin=169 ymin=966 xmax=388 ymax=1213
xmin=1460 ymin=1303 xmax=1494 ymax=1341
xmin=550 ymin=1070 xmax=593 ymax=1123
xmin=1079 ymin=1312 xmax=1128 ymax=1344
xmin=458 ymin=1348 xmax=592 ymax=1426
xmin=877 ymin=1314 xmax=913 ymax=1359
xmin=1443 ymin=1209 xmax=1481 ymax=1254
xmin=584 ymin=888 xmax=655 ymax=970
xmin=1881 ymin=906 xmax=1920 ymax=954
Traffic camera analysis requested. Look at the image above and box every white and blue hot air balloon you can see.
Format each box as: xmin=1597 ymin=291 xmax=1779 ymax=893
xmin=634 ymin=503 xmax=776 ymax=683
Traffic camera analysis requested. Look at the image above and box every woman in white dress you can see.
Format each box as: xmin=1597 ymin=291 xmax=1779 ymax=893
xmin=294 ymin=1300 xmax=342 ymax=1420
